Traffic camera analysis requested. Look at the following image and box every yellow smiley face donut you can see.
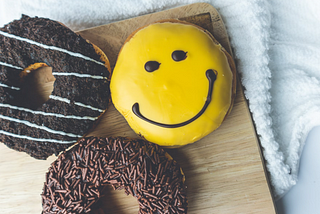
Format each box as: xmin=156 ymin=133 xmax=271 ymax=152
xmin=111 ymin=20 xmax=236 ymax=147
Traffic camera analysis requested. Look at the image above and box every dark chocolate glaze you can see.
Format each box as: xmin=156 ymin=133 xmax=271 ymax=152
xmin=144 ymin=61 xmax=160 ymax=72
xmin=172 ymin=50 xmax=187 ymax=61
xmin=132 ymin=69 xmax=217 ymax=128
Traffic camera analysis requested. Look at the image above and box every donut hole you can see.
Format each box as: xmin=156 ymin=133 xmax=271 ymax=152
xmin=90 ymin=185 xmax=139 ymax=214
xmin=19 ymin=65 xmax=55 ymax=110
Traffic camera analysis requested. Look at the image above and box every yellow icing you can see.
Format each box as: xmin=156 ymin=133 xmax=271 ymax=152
xmin=110 ymin=22 xmax=233 ymax=146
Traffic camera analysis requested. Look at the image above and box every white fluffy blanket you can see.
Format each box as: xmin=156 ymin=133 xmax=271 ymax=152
xmin=1 ymin=0 xmax=320 ymax=198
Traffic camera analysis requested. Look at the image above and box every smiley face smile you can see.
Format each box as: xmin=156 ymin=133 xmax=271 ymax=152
xmin=132 ymin=69 xmax=217 ymax=128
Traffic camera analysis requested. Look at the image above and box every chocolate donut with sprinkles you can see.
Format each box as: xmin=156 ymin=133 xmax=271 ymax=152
xmin=0 ymin=15 xmax=110 ymax=159
xmin=42 ymin=137 xmax=188 ymax=214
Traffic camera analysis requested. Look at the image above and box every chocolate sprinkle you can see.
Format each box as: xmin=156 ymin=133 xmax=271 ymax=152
xmin=42 ymin=137 xmax=188 ymax=214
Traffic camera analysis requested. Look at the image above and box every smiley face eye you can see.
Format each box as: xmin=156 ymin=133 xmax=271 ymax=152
xmin=172 ymin=50 xmax=187 ymax=62
xmin=144 ymin=61 xmax=160 ymax=72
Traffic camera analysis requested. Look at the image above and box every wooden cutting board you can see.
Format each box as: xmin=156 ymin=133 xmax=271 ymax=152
xmin=0 ymin=3 xmax=276 ymax=214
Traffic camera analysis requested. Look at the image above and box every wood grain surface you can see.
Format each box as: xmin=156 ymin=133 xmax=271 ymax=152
xmin=0 ymin=3 xmax=276 ymax=214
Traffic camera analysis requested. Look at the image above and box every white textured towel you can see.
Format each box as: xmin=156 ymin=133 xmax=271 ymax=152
xmin=1 ymin=0 xmax=319 ymax=199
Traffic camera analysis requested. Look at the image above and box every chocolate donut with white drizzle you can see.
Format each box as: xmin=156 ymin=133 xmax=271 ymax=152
xmin=0 ymin=15 xmax=110 ymax=159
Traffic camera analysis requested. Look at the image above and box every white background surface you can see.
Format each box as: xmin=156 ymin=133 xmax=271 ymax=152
xmin=276 ymin=125 xmax=320 ymax=214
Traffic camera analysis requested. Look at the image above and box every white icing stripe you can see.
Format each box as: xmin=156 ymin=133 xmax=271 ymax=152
xmin=52 ymin=72 xmax=107 ymax=80
xmin=0 ymin=114 xmax=82 ymax=138
xmin=74 ymin=101 xmax=104 ymax=113
xmin=49 ymin=95 xmax=104 ymax=112
xmin=0 ymin=130 xmax=77 ymax=144
xmin=0 ymin=61 xmax=107 ymax=80
xmin=0 ymin=103 xmax=97 ymax=120
xmin=49 ymin=95 xmax=70 ymax=104
xmin=0 ymin=31 xmax=105 ymax=66
xmin=0 ymin=61 xmax=23 ymax=70
xmin=0 ymin=83 xmax=20 ymax=90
